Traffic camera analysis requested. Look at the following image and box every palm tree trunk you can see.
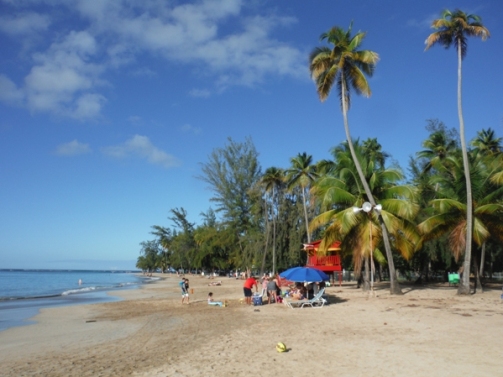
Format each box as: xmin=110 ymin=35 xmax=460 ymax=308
xmin=340 ymin=75 xmax=402 ymax=295
xmin=456 ymin=42 xmax=473 ymax=295
xmin=479 ymin=242 xmax=486 ymax=277
xmin=272 ymin=186 xmax=277 ymax=274
xmin=301 ymin=187 xmax=311 ymax=243
xmin=260 ymin=201 xmax=270 ymax=277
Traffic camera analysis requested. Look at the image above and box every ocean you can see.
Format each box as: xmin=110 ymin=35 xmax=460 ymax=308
xmin=0 ymin=269 xmax=154 ymax=332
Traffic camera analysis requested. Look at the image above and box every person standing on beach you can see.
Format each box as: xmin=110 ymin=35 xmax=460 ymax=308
xmin=243 ymin=276 xmax=258 ymax=305
xmin=179 ymin=278 xmax=189 ymax=304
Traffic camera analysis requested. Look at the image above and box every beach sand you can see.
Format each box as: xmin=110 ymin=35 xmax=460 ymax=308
xmin=1 ymin=275 xmax=502 ymax=377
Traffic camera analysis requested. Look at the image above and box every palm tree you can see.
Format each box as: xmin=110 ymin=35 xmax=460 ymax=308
xmin=260 ymin=167 xmax=284 ymax=273
xmin=285 ymin=153 xmax=318 ymax=245
xmin=425 ymin=9 xmax=490 ymax=295
xmin=309 ymin=24 xmax=403 ymax=294
xmin=471 ymin=128 xmax=502 ymax=156
xmin=310 ymin=141 xmax=419 ymax=292
xmin=417 ymin=130 xmax=458 ymax=174
xmin=418 ymin=152 xmax=503 ymax=292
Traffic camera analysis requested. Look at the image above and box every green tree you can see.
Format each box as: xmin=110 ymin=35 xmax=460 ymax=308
xmin=199 ymin=137 xmax=261 ymax=234
xmin=285 ymin=152 xmax=318 ymax=245
xmin=418 ymin=152 xmax=503 ymax=292
xmin=311 ymin=140 xmax=419 ymax=291
xmin=309 ymin=24 xmax=404 ymax=294
xmin=260 ymin=167 xmax=284 ymax=273
xmin=425 ymin=9 xmax=490 ymax=294
xmin=470 ymin=128 xmax=502 ymax=157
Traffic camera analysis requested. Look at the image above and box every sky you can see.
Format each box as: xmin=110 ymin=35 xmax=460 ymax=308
xmin=1 ymin=0 xmax=502 ymax=270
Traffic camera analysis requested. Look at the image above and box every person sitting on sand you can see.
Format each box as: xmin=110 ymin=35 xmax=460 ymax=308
xmin=207 ymin=292 xmax=224 ymax=307
xmin=208 ymin=281 xmax=222 ymax=286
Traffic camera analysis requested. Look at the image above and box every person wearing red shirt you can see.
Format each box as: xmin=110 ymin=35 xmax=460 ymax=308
xmin=243 ymin=276 xmax=258 ymax=305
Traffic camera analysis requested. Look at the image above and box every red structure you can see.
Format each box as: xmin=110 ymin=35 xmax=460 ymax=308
xmin=303 ymin=240 xmax=343 ymax=285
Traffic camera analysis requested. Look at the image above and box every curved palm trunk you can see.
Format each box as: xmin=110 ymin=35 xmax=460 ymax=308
xmin=456 ymin=42 xmax=474 ymax=295
xmin=301 ymin=186 xmax=311 ymax=265
xmin=340 ymin=76 xmax=402 ymax=295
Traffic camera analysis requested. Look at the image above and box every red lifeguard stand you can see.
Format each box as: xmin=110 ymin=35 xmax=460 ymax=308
xmin=303 ymin=240 xmax=343 ymax=286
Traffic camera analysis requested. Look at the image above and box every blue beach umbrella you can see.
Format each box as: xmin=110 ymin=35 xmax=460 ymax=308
xmin=280 ymin=267 xmax=329 ymax=282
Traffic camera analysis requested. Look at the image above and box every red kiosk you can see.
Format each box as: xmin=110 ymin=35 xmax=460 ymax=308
xmin=303 ymin=240 xmax=343 ymax=286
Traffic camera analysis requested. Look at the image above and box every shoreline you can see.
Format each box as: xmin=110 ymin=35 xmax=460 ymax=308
xmin=0 ymin=274 xmax=161 ymax=332
xmin=1 ymin=275 xmax=502 ymax=376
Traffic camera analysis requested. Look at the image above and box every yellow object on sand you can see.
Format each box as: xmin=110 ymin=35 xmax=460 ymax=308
xmin=276 ymin=342 xmax=287 ymax=353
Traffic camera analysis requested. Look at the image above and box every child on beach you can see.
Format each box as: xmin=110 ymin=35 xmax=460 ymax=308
xmin=179 ymin=278 xmax=189 ymax=304
xmin=207 ymin=292 xmax=225 ymax=307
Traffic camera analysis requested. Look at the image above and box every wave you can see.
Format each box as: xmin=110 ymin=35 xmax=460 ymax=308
xmin=0 ymin=281 xmax=142 ymax=302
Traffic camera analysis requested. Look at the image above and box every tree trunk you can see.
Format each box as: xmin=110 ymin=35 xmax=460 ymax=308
xmin=340 ymin=75 xmax=402 ymax=295
xmin=473 ymin=250 xmax=483 ymax=293
xmin=479 ymin=242 xmax=486 ymax=277
xmin=456 ymin=42 xmax=473 ymax=296
xmin=272 ymin=187 xmax=277 ymax=274
xmin=362 ymin=256 xmax=370 ymax=292
xmin=301 ymin=186 xmax=311 ymax=264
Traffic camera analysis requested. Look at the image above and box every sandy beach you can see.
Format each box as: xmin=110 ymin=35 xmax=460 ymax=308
xmin=1 ymin=275 xmax=502 ymax=377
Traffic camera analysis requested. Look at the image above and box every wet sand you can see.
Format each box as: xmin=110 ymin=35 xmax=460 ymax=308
xmin=1 ymin=275 xmax=502 ymax=376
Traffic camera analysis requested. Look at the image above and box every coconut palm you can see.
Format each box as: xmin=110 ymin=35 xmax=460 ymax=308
xmin=418 ymin=152 xmax=503 ymax=292
xmin=471 ymin=128 xmax=502 ymax=157
xmin=260 ymin=167 xmax=285 ymax=273
xmin=310 ymin=141 xmax=419 ymax=291
xmin=417 ymin=130 xmax=458 ymax=174
xmin=309 ymin=25 xmax=403 ymax=294
xmin=285 ymin=153 xmax=318 ymax=245
xmin=425 ymin=9 xmax=490 ymax=294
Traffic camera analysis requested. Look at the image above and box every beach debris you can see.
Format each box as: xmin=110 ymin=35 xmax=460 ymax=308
xmin=85 ymin=320 xmax=97 ymax=323
xmin=276 ymin=342 xmax=287 ymax=353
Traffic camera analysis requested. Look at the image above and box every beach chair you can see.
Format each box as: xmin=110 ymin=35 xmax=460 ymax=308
xmin=448 ymin=273 xmax=460 ymax=286
xmin=284 ymin=288 xmax=326 ymax=309
xmin=300 ymin=288 xmax=326 ymax=308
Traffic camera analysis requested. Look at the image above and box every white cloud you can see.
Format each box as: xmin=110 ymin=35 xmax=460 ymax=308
xmin=22 ymin=30 xmax=105 ymax=119
xmin=102 ymin=135 xmax=181 ymax=168
xmin=0 ymin=12 xmax=51 ymax=36
xmin=0 ymin=0 xmax=305 ymax=118
xmin=181 ymin=124 xmax=202 ymax=135
xmin=55 ymin=140 xmax=91 ymax=156
xmin=0 ymin=75 xmax=25 ymax=105
xmin=189 ymin=88 xmax=211 ymax=98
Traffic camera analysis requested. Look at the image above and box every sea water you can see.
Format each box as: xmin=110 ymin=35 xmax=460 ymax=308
xmin=0 ymin=269 xmax=153 ymax=331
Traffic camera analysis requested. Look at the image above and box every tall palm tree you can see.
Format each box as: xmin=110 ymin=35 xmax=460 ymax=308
xmin=418 ymin=152 xmax=503 ymax=292
xmin=309 ymin=24 xmax=403 ymax=294
xmin=310 ymin=141 xmax=419 ymax=291
xmin=285 ymin=153 xmax=318 ymax=245
xmin=260 ymin=167 xmax=284 ymax=273
xmin=425 ymin=9 xmax=490 ymax=294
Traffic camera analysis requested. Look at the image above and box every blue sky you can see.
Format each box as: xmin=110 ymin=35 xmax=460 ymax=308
xmin=1 ymin=0 xmax=502 ymax=270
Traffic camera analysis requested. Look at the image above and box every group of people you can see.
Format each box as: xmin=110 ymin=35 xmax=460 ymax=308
xmin=179 ymin=276 xmax=226 ymax=308
xmin=240 ymin=274 xmax=283 ymax=305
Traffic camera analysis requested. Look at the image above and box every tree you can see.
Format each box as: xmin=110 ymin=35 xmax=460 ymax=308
xmin=309 ymin=24 xmax=403 ymax=294
xmin=285 ymin=152 xmax=318 ymax=245
xmin=425 ymin=9 xmax=490 ymax=294
xmin=471 ymin=128 xmax=502 ymax=157
xmin=260 ymin=167 xmax=284 ymax=273
xmin=199 ymin=137 xmax=261 ymax=234
xmin=311 ymin=140 xmax=419 ymax=291
xmin=417 ymin=152 xmax=503 ymax=292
